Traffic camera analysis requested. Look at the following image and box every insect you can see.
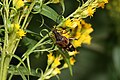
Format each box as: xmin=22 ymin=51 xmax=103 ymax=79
xmin=52 ymin=29 xmax=75 ymax=52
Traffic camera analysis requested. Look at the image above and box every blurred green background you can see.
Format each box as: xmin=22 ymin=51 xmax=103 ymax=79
xmin=11 ymin=0 xmax=120 ymax=80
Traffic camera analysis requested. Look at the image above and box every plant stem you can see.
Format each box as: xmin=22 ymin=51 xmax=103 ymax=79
xmin=17 ymin=32 xmax=50 ymax=68
xmin=1 ymin=56 xmax=11 ymax=80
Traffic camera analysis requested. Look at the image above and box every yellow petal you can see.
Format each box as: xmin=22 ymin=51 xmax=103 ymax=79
xmin=70 ymin=57 xmax=76 ymax=65
xmin=65 ymin=19 xmax=72 ymax=27
xmin=62 ymin=63 xmax=68 ymax=68
xmin=14 ymin=23 xmax=20 ymax=30
xmin=13 ymin=0 xmax=24 ymax=9
xmin=17 ymin=29 xmax=26 ymax=38
xmin=75 ymin=32 xmax=81 ymax=39
xmin=47 ymin=53 xmax=55 ymax=64
xmin=51 ymin=57 xmax=61 ymax=68
xmin=68 ymin=50 xmax=78 ymax=56
xmin=52 ymin=68 xmax=61 ymax=75
xmin=72 ymin=39 xmax=82 ymax=48
xmin=83 ymin=35 xmax=92 ymax=45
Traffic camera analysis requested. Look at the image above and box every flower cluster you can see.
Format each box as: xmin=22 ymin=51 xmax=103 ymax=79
xmin=12 ymin=0 xmax=32 ymax=9
xmin=10 ymin=23 xmax=26 ymax=39
xmin=73 ymin=0 xmax=108 ymax=18
xmin=83 ymin=0 xmax=108 ymax=16
xmin=40 ymin=52 xmax=76 ymax=80
xmin=57 ymin=19 xmax=93 ymax=48
xmin=97 ymin=0 xmax=109 ymax=8
xmin=13 ymin=0 xmax=24 ymax=9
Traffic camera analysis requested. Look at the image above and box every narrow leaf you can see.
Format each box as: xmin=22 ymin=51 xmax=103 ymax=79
xmin=40 ymin=5 xmax=59 ymax=22
xmin=8 ymin=65 xmax=40 ymax=77
xmin=58 ymin=49 xmax=73 ymax=76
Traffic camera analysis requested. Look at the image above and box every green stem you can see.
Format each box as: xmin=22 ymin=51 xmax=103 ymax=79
xmin=21 ymin=0 xmax=36 ymax=29
xmin=1 ymin=56 xmax=11 ymax=80
xmin=17 ymin=32 xmax=50 ymax=68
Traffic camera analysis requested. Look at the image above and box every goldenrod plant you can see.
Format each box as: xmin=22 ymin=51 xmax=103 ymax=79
xmin=0 ymin=0 xmax=108 ymax=80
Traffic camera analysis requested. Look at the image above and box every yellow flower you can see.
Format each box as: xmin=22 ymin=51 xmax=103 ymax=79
xmin=82 ymin=28 xmax=94 ymax=35
xmin=17 ymin=29 xmax=26 ymax=38
xmin=47 ymin=53 xmax=55 ymax=64
xmin=98 ymin=0 xmax=108 ymax=8
xmin=71 ymin=19 xmax=80 ymax=29
xmin=75 ymin=32 xmax=81 ymax=39
xmin=71 ymin=19 xmax=93 ymax=48
xmin=84 ymin=23 xmax=92 ymax=29
xmin=98 ymin=2 xmax=105 ymax=8
xmin=81 ymin=19 xmax=86 ymax=25
xmin=68 ymin=50 xmax=78 ymax=56
xmin=87 ymin=6 xmax=95 ymax=17
xmin=62 ymin=63 xmax=68 ymax=68
xmin=72 ymin=29 xmax=93 ymax=48
xmin=14 ymin=23 xmax=20 ymax=30
xmin=82 ymin=6 xmax=95 ymax=17
xmin=72 ymin=38 xmax=82 ymax=48
xmin=52 ymin=68 xmax=61 ymax=75
xmin=70 ymin=57 xmax=76 ymax=65
xmin=83 ymin=35 xmax=92 ymax=45
xmin=51 ymin=57 xmax=61 ymax=68
xmin=11 ymin=23 xmax=20 ymax=32
xmin=65 ymin=19 xmax=72 ymax=27
xmin=62 ymin=32 xmax=70 ymax=38
xmin=13 ymin=0 xmax=24 ymax=9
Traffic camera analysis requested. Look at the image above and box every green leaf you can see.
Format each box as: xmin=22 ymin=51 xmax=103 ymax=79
xmin=8 ymin=65 xmax=40 ymax=77
xmin=40 ymin=4 xmax=59 ymax=22
xmin=58 ymin=49 xmax=73 ymax=76
xmin=22 ymin=37 xmax=37 ymax=49
xmin=33 ymin=4 xmax=59 ymax=22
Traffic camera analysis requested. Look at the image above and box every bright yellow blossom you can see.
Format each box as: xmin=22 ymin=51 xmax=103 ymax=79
xmin=47 ymin=53 xmax=55 ymax=64
xmin=51 ymin=57 xmax=61 ymax=68
xmin=17 ymin=29 xmax=26 ymax=38
xmin=65 ymin=19 xmax=72 ymax=27
xmin=84 ymin=23 xmax=92 ymax=29
xmin=62 ymin=63 xmax=68 ymax=68
xmin=14 ymin=23 xmax=20 ymax=30
xmin=87 ymin=6 xmax=95 ymax=17
xmin=82 ymin=28 xmax=94 ymax=35
xmin=52 ymin=68 xmax=61 ymax=75
xmin=83 ymin=35 xmax=92 ymax=45
xmin=72 ymin=27 xmax=93 ymax=47
xmin=81 ymin=19 xmax=86 ymax=25
xmin=60 ymin=19 xmax=93 ymax=48
xmin=68 ymin=50 xmax=78 ymax=56
xmin=98 ymin=0 xmax=108 ymax=8
xmin=98 ymin=2 xmax=106 ymax=8
xmin=71 ymin=19 xmax=80 ymax=28
xmin=70 ymin=57 xmax=76 ymax=65
xmin=13 ymin=0 xmax=24 ymax=9
xmin=72 ymin=36 xmax=83 ymax=48
xmin=74 ymin=32 xmax=81 ymax=39
xmin=62 ymin=32 xmax=70 ymax=38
